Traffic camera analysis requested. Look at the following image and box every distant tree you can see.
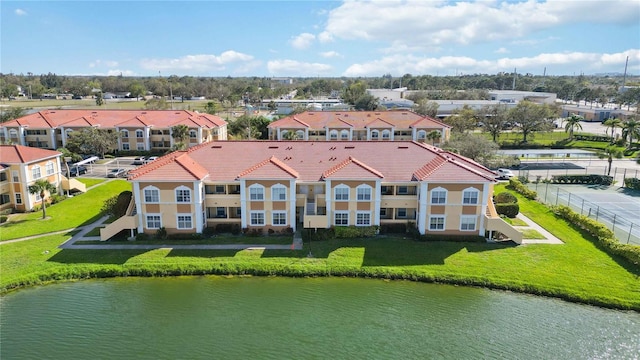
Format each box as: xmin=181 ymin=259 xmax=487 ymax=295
xmin=342 ymin=81 xmax=367 ymax=105
xmin=509 ymin=101 xmax=557 ymax=143
xmin=426 ymin=130 xmax=441 ymax=145
xmin=66 ymin=127 xmax=118 ymax=158
xmin=621 ymin=118 xmax=640 ymax=148
xmin=0 ymin=107 xmax=27 ymax=123
xmin=28 ymin=179 xmax=57 ymax=219
xmin=564 ymin=113 xmax=583 ymax=140
xmin=481 ymin=104 xmax=509 ymax=142
xmin=95 ymin=92 xmax=104 ymax=106
xmin=603 ymin=118 xmax=623 ymax=143
xmin=1 ymin=83 xmax=18 ymax=98
xmin=414 ymin=99 xmax=439 ymax=117
xmin=171 ymin=124 xmax=189 ymax=150
xmin=445 ymin=105 xmax=477 ymax=133
xmin=353 ymin=94 xmax=379 ymax=111
xmin=128 ymin=82 xmax=147 ymax=101
xmin=442 ymin=133 xmax=499 ymax=166
xmin=203 ymin=101 xmax=220 ymax=115
xmin=144 ymin=97 xmax=169 ymax=110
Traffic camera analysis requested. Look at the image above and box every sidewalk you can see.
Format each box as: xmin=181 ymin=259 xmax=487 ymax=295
xmin=515 ymin=213 xmax=564 ymax=245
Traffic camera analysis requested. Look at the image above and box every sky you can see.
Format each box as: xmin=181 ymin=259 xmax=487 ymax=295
xmin=1 ymin=0 xmax=639 ymax=78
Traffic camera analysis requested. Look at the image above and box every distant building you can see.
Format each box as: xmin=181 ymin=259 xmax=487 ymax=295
xmin=561 ymin=105 xmax=635 ymax=122
xmin=487 ymin=90 xmax=557 ymax=104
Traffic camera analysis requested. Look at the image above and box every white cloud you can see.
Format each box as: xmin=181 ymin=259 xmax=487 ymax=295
xmin=342 ymin=49 xmax=640 ymax=77
xmin=319 ymin=51 xmax=341 ymax=58
xmin=318 ymin=31 xmax=333 ymax=43
xmin=495 ymin=47 xmax=510 ymax=54
xmin=290 ymin=33 xmax=316 ymax=50
xmin=106 ymin=69 xmax=136 ymax=76
xmin=15 ymin=9 xmax=27 ymax=16
xmin=267 ymin=59 xmax=332 ymax=76
xmin=322 ymin=1 xmax=639 ymax=49
xmin=89 ymin=60 xmax=119 ymax=68
xmin=140 ymin=51 xmax=255 ymax=74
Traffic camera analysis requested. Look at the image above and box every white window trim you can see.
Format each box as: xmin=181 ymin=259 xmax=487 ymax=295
xmin=334 ymin=184 xmax=349 ymax=201
xmin=429 ymin=215 xmax=446 ymax=231
xmin=249 ymin=184 xmax=265 ymax=201
xmin=45 ymin=161 xmax=55 ymax=176
xmin=334 ymin=211 xmax=349 ymax=226
xmin=371 ymin=130 xmax=379 ymax=139
xmin=9 ymin=129 xmax=18 ymax=137
xmin=146 ymin=214 xmax=162 ymax=229
xmin=136 ymin=143 xmax=145 ymax=151
xmin=176 ymin=213 xmax=193 ymax=229
xmin=329 ymin=130 xmax=338 ymax=139
xmin=11 ymin=170 xmax=19 ymax=183
xmin=15 ymin=193 xmax=22 ymax=204
xmin=460 ymin=215 xmax=477 ymax=232
xmin=189 ymin=130 xmax=197 ymax=138
xmin=121 ymin=130 xmax=129 ymax=138
xmin=143 ymin=186 xmax=160 ymax=203
xmin=271 ymin=211 xmax=287 ymax=226
xmin=417 ymin=130 xmax=427 ymax=139
xmin=355 ymin=211 xmax=371 ymax=226
xmin=250 ymin=210 xmax=265 ymax=226
xmin=136 ymin=129 xmax=144 ymax=138
xmin=175 ymin=185 xmax=192 ymax=203
xmin=462 ymin=187 xmax=480 ymax=205
xmin=271 ymin=184 xmax=287 ymax=201
xmin=430 ymin=187 xmax=447 ymax=205
xmin=32 ymin=165 xmax=42 ymax=180
xmin=340 ymin=130 xmax=349 ymax=139
xmin=122 ymin=143 xmax=130 ymax=150
xmin=397 ymin=208 xmax=407 ymax=218
xmin=356 ymin=184 xmax=372 ymax=201
xmin=381 ymin=130 xmax=390 ymax=139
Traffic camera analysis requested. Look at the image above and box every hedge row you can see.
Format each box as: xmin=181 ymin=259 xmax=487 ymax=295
xmin=551 ymin=174 xmax=613 ymax=185
xmin=507 ymin=178 xmax=537 ymax=200
xmin=550 ymin=205 xmax=640 ymax=266
xmin=334 ymin=226 xmax=379 ymax=238
xmin=573 ymin=134 xmax=611 ymax=142
xmin=624 ymin=178 xmax=640 ymax=190
xmin=495 ymin=203 xmax=520 ymax=218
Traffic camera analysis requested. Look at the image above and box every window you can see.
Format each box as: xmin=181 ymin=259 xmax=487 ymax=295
xmin=281 ymin=130 xmax=289 ymax=139
xmin=189 ymin=130 xmax=197 ymax=138
xmin=136 ymin=129 xmax=144 ymax=138
xmin=249 ymin=185 xmax=264 ymax=201
xmin=431 ymin=188 xmax=447 ymax=204
xmin=137 ymin=143 xmax=145 ymax=151
xmin=34 ymin=192 xmax=42 ymax=202
xmin=144 ymin=187 xmax=159 ymax=203
xmin=334 ymin=212 xmax=349 ymax=226
xmin=356 ymin=185 xmax=371 ymax=201
xmin=11 ymin=171 xmax=18 ymax=182
xmin=340 ymin=130 xmax=349 ymax=140
xmin=371 ymin=130 xmax=379 ymax=140
xmin=146 ymin=215 xmax=161 ymax=229
xmin=122 ymin=143 xmax=130 ymax=150
xmin=216 ymin=207 xmax=226 ymax=218
xmin=272 ymin=211 xmax=287 ymax=226
xmin=9 ymin=129 xmax=18 ymax=138
xmin=334 ymin=185 xmax=349 ymax=201
xmin=177 ymin=214 xmax=193 ymax=229
xmin=382 ymin=130 xmax=390 ymax=139
xmin=380 ymin=208 xmax=387 ymax=217
xmin=397 ymin=186 xmax=408 ymax=195
xmin=0 ymin=172 xmax=6 ymax=182
xmin=46 ymin=161 xmax=55 ymax=175
xmin=250 ymin=211 xmax=265 ymax=226
xmin=429 ymin=216 xmax=445 ymax=231
xmin=296 ymin=130 xmax=304 ymax=139
xmin=0 ymin=194 xmax=10 ymax=205
xmin=462 ymin=188 xmax=479 ymax=205
xmin=32 ymin=165 xmax=41 ymax=180
xmin=460 ymin=216 xmax=477 ymax=231
xmin=175 ymin=186 xmax=191 ymax=203
xmin=330 ymin=130 xmax=338 ymax=139
xmin=15 ymin=193 xmax=22 ymax=204
xmin=121 ymin=130 xmax=129 ymax=138
xmin=397 ymin=208 xmax=407 ymax=218
xmin=356 ymin=212 xmax=370 ymax=226
xmin=417 ymin=130 xmax=427 ymax=139
xmin=215 ymin=185 xmax=226 ymax=194
xmin=271 ymin=185 xmax=287 ymax=201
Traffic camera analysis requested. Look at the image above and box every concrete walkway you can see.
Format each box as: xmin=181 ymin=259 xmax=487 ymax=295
xmin=514 ymin=213 xmax=564 ymax=245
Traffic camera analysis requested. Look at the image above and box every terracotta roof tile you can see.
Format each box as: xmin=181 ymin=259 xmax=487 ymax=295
xmin=271 ymin=110 xmax=451 ymax=130
xmin=237 ymin=156 xmax=299 ymax=179
xmin=0 ymin=144 xmax=61 ymax=164
xmin=322 ymin=156 xmax=384 ymax=179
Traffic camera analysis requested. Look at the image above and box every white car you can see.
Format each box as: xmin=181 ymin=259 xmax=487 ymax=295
xmin=496 ymin=168 xmax=515 ymax=180
xmin=145 ymin=156 xmax=158 ymax=164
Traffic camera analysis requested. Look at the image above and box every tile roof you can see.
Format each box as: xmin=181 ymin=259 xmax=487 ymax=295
xmin=128 ymin=141 xmax=495 ymax=184
xmin=0 ymin=144 xmax=61 ymax=164
xmin=268 ymin=110 xmax=451 ymax=130
xmin=1 ymin=110 xmax=227 ymax=130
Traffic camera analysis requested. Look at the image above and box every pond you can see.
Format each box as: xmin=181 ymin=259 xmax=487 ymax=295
xmin=1 ymin=277 xmax=638 ymax=359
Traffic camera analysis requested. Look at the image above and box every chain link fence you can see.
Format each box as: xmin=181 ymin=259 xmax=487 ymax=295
xmin=526 ymin=182 xmax=640 ymax=245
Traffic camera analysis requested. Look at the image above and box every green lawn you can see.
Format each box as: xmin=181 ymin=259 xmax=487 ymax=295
xmin=77 ymin=178 xmax=106 ymax=188
xmin=0 ymin=180 xmax=131 ymax=241
xmin=74 ymin=234 xmax=293 ymax=245
xmin=521 ymin=229 xmax=546 ymax=239
xmin=502 ymin=217 xmax=528 ymax=226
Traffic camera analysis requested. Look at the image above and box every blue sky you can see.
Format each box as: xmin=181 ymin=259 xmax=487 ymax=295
xmin=1 ymin=1 xmax=639 ymax=77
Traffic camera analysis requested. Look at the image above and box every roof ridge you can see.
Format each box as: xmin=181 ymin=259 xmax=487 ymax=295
xmin=39 ymin=111 xmax=57 ymax=128
xmin=128 ymin=151 xmax=185 ymax=180
xmin=174 ymin=153 xmax=209 ymax=179
xmin=237 ymin=155 xmax=299 ymax=179
xmin=413 ymin=155 xmax=448 ymax=180
xmin=322 ymin=156 xmax=383 ymax=179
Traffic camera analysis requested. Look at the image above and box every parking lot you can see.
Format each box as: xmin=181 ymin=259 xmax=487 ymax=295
xmin=64 ymin=157 xmax=142 ymax=179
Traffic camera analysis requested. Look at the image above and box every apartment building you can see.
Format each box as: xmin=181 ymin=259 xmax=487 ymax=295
xmin=101 ymin=141 xmax=521 ymax=243
xmin=267 ymin=111 xmax=451 ymax=145
xmin=0 ymin=110 xmax=227 ymax=151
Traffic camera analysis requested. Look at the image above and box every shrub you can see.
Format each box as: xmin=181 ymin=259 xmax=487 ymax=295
xmin=380 ymin=223 xmax=408 ymax=234
xmin=418 ymin=234 xmax=485 ymax=242
xmin=551 ymin=174 xmax=613 ymax=185
xmin=0 ymin=215 xmax=7 ymax=223
xmin=624 ymin=178 xmax=640 ymax=190
xmin=507 ymin=178 xmax=537 ymax=200
xmin=49 ymin=194 xmax=67 ymax=204
xmin=303 ymin=228 xmax=335 ymax=242
xmin=495 ymin=203 xmax=520 ymax=218
xmin=155 ymin=227 xmax=167 ymax=240
xmin=334 ymin=226 xmax=379 ymax=238
xmin=136 ymin=233 xmax=149 ymax=241
xmin=202 ymin=226 xmax=216 ymax=237
xmin=494 ymin=192 xmax=518 ymax=204
xmin=551 ymin=205 xmax=639 ymax=265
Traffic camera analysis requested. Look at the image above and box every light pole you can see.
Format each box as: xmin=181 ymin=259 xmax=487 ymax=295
xmin=307 ymin=220 xmax=313 ymax=258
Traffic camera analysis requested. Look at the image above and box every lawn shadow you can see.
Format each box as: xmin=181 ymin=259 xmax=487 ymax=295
xmin=617 ymin=188 xmax=640 ymax=197
xmin=166 ymin=249 xmax=242 ymax=258
xmin=48 ymin=249 xmax=152 ymax=265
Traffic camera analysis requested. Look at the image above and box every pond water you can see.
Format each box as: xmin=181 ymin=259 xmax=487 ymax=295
xmin=1 ymin=277 xmax=639 ymax=359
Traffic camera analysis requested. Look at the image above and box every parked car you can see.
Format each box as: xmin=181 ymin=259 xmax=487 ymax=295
xmin=145 ymin=156 xmax=158 ymax=164
xmin=67 ymin=165 xmax=87 ymax=177
xmin=496 ymin=168 xmax=515 ymax=180
xmin=108 ymin=168 xmax=127 ymax=178
xmin=132 ymin=156 xmax=147 ymax=165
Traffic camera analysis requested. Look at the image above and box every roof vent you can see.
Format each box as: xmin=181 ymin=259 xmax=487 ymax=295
xmin=211 ymin=145 xmax=222 ymax=149
xmin=268 ymin=146 xmax=279 ymax=149
xmin=344 ymin=146 xmax=355 ymax=149
xmin=398 ymin=146 xmax=409 ymax=149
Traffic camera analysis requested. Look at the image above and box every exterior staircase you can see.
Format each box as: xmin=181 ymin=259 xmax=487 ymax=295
xmin=99 ymin=199 xmax=138 ymax=241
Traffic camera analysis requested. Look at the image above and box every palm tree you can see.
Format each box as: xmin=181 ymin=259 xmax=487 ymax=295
xmin=603 ymin=118 xmax=622 ymax=143
xmin=28 ymin=179 xmax=57 ymax=220
xmin=598 ymin=146 xmax=624 ymax=176
xmin=621 ymin=118 xmax=640 ymax=148
xmin=170 ymin=124 xmax=189 ymax=150
xmin=564 ymin=113 xmax=583 ymax=140
xmin=426 ymin=130 xmax=442 ymax=146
